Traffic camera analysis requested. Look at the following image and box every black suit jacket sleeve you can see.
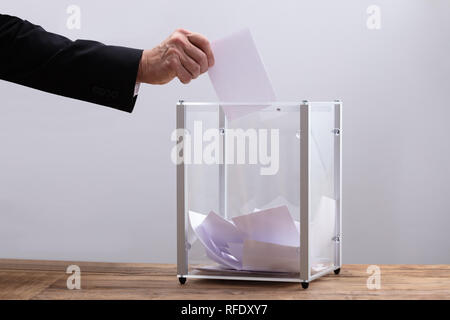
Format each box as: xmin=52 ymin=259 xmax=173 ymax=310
xmin=0 ymin=14 xmax=143 ymax=112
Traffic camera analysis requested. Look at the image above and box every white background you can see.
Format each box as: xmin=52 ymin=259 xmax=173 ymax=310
xmin=1 ymin=0 xmax=449 ymax=263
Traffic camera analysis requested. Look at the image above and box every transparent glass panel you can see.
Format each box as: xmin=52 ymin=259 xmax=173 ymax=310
xmin=309 ymin=102 xmax=337 ymax=276
xmin=184 ymin=103 xmax=301 ymax=281
xmin=179 ymin=102 xmax=339 ymax=282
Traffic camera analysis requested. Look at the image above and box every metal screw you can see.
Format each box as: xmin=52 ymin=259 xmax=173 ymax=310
xmin=333 ymin=233 xmax=343 ymax=242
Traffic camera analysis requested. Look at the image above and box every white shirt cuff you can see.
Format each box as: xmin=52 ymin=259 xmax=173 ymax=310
xmin=134 ymin=83 xmax=141 ymax=97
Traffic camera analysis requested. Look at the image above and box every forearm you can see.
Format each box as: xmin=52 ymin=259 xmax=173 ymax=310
xmin=0 ymin=14 xmax=142 ymax=112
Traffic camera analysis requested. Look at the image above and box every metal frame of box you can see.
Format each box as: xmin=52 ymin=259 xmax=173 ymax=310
xmin=176 ymin=101 xmax=342 ymax=288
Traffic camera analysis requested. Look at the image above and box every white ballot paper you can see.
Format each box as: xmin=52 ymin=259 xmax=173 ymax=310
xmin=189 ymin=198 xmax=335 ymax=273
xmin=242 ymin=239 xmax=300 ymax=273
xmin=208 ymin=28 xmax=276 ymax=121
xmin=189 ymin=207 xmax=298 ymax=272
xmin=231 ymin=205 xmax=299 ymax=247
xmin=189 ymin=210 xmax=241 ymax=269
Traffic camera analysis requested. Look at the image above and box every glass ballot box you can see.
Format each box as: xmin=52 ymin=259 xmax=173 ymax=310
xmin=175 ymin=101 xmax=342 ymax=288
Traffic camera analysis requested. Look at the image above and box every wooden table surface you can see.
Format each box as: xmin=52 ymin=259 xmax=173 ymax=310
xmin=0 ymin=259 xmax=449 ymax=300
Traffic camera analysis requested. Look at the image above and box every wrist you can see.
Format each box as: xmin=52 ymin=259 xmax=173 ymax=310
xmin=137 ymin=50 xmax=147 ymax=83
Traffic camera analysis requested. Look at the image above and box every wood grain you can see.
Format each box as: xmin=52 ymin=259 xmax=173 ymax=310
xmin=0 ymin=259 xmax=449 ymax=300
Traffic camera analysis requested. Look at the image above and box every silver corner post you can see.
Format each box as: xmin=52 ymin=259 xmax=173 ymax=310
xmin=176 ymin=100 xmax=187 ymax=277
xmin=218 ymin=105 xmax=227 ymax=219
xmin=299 ymin=101 xmax=310 ymax=282
xmin=333 ymin=100 xmax=342 ymax=269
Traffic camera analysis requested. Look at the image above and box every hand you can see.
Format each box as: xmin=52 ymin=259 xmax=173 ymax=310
xmin=136 ymin=29 xmax=215 ymax=85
